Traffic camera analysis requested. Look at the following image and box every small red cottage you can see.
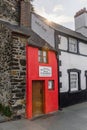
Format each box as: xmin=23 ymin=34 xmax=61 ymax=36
xmin=26 ymin=31 xmax=59 ymax=119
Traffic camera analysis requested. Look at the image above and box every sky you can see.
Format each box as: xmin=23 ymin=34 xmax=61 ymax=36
xmin=32 ymin=0 xmax=87 ymax=30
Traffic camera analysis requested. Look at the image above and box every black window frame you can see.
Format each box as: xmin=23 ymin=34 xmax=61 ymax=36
xmin=68 ymin=37 xmax=78 ymax=54
xmin=67 ymin=69 xmax=81 ymax=93
xmin=85 ymin=71 xmax=87 ymax=89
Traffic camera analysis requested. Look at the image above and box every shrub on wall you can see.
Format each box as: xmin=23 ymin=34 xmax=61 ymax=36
xmin=0 ymin=103 xmax=12 ymax=117
xmin=0 ymin=103 xmax=3 ymax=113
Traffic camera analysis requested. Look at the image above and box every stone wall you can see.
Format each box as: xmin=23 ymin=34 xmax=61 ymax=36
xmin=0 ymin=23 xmax=28 ymax=118
xmin=0 ymin=23 xmax=12 ymax=106
xmin=0 ymin=0 xmax=31 ymax=119
xmin=11 ymin=34 xmax=28 ymax=118
xmin=0 ymin=0 xmax=20 ymax=23
xmin=0 ymin=0 xmax=33 ymax=25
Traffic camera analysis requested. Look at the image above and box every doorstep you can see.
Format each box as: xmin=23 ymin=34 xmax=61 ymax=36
xmin=30 ymin=111 xmax=58 ymax=121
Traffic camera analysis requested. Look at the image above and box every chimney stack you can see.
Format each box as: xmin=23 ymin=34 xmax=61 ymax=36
xmin=74 ymin=8 xmax=87 ymax=18
xmin=20 ymin=0 xmax=31 ymax=27
xmin=74 ymin=8 xmax=87 ymax=37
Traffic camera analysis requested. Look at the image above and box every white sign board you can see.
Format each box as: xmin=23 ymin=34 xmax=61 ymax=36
xmin=39 ymin=66 xmax=52 ymax=77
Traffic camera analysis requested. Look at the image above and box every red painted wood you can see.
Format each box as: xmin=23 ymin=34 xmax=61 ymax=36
xmin=26 ymin=46 xmax=59 ymax=119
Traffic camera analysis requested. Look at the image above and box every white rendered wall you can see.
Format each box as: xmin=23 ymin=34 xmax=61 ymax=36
xmin=75 ymin=13 xmax=87 ymax=30
xmin=31 ymin=14 xmax=55 ymax=47
xmin=59 ymin=35 xmax=87 ymax=93
xmin=59 ymin=52 xmax=87 ymax=92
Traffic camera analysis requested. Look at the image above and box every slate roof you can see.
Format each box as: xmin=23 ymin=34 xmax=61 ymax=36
xmin=28 ymin=30 xmax=57 ymax=52
xmin=0 ymin=19 xmax=30 ymax=37
xmin=1 ymin=11 xmax=87 ymax=50
xmin=33 ymin=13 xmax=87 ymax=42
xmin=0 ymin=19 xmax=56 ymax=52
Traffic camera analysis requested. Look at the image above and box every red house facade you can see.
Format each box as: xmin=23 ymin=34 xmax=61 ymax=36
xmin=26 ymin=33 xmax=59 ymax=119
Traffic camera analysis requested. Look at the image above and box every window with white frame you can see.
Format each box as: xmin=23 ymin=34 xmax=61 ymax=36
xmin=70 ymin=72 xmax=78 ymax=92
xmin=38 ymin=50 xmax=48 ymax=63
xmin=48 ymin=80 xmax=54 ymax=90
xmin=68 ymin=69 xmax=81 ymax=92
xmin=69 ymin=38 xmax=78 ymax=53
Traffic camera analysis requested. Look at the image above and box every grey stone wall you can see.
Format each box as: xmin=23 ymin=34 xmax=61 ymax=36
xmin=0 ymin=23 xmax=28 ymax=118
xmin=11 ymin=35 xmax=27 ymax=118
xmin=0 ymin=0 xmax=31 ymax=119
xmin=0 ymin=0 xmax=20 ymax=23
xmin=0 ymin=23 xmax=12 ymax=106
xmin=0 ymin=0 xmax=32 ymax=24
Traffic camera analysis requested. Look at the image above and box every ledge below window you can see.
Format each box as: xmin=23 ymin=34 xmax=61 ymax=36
xmin=68 ymin=90 xmax=83 ymax=94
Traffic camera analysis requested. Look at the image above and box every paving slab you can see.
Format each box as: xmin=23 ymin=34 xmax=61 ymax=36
xmin=0 ymin=115 xmax=7 ymax=123
xmin=0 ymin=102 xmax=87 ymax=130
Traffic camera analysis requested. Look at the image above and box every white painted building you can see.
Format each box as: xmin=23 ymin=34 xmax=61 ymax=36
xmin=57 ymin=33 xmax=87 ymax=107
xmin=31 ymin=10 xmax=87 ymax=107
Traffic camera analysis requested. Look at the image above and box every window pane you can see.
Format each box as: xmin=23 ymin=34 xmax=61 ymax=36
xmin=38 ymin=50 xmax=42 ymax=56
xmin=43 ymin=57 xmax=47 ymax=63
xmin=69 ymin=38 xmax=77 ymax=53
xmin=70 ymin=72 xmax=78 ymax=92
xmin=48 ymin=80 xmax=54 ymax=90
xmin=38 ymin=50 xmax=48 ymax=63
xmin=69 ymin=43 xmax=77 ymax=52
xmin=43 ymin=51 xmax=46 ymax=56
xmin=38 ymin=56 xmax=43 ymax=62
xmin=58 ymin=35 xmax=68 ymax=50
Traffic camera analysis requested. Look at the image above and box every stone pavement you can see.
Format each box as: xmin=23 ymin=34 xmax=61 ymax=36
xmin=0 ymin=115 xmax=7 ymax=123
xmin=1 ymin=102 xmax=87 ymax=130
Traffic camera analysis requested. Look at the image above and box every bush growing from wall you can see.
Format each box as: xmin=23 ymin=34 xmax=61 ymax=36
xmin=0 ymin=103 xmax=12 ymax=117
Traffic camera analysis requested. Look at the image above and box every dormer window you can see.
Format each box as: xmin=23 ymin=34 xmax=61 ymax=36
xmin=38 ymin=50 xmax=48 ymax=63
xmin=68 ymin=38 xmax=78 ymax=53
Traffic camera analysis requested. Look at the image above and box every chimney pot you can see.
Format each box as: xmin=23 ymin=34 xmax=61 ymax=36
xmin=74 ymin=7 xmax=87 ymax=18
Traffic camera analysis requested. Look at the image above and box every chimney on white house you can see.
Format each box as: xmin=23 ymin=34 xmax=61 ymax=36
xmin=74 ymin=8 xmax=87 ymax=37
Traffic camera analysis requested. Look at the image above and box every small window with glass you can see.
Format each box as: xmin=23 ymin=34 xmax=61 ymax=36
xmin=48 ymin=80 xmax=54 ymax=90
xmin=70 ymin=72 xmax=78 ymax=92
xmin=69 ymin=38 xmax=78 ymax=53
xmin=68 ymin=69 xmax=81 ymax=92
xmin=38 ymin=50 xmax=48 ymax=63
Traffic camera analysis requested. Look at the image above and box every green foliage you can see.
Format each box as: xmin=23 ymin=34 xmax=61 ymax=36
xmin=0 ymin=103 xmax=3 ymax=112
xmin=0 ymin=103 xmax=12 ymax=117
xmin=3 ymin=106 xmax=12 ymax=117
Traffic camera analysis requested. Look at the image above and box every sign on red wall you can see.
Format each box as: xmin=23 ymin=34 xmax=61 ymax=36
xmin=39 ymin=66 xmax=52 ymax=77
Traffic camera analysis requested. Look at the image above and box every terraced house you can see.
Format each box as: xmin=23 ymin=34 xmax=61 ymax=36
xmin=56 ymin=8 xmax=87 ymax=107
